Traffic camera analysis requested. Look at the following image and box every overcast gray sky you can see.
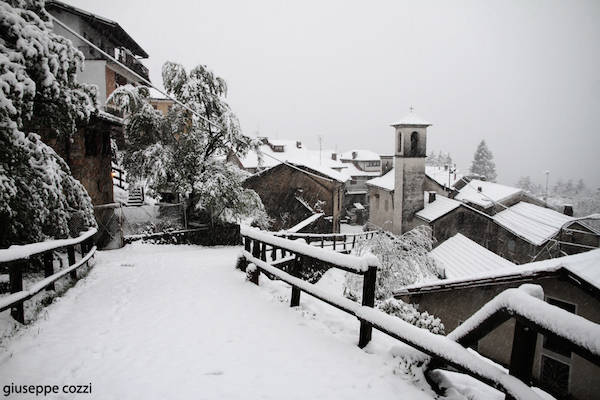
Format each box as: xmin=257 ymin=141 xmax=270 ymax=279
xmin=67 ymin=0 xmax=600 ymax=188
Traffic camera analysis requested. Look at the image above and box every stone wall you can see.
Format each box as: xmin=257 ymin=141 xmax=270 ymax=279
xmin=39 ymin=115 xmax=119 ymax=206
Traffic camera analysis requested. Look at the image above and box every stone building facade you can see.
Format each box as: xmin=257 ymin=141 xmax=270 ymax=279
xmin=243 ymin=163 xmax=346 ymax=233
xmin=39 ymin=113 xmax=122 ymax=205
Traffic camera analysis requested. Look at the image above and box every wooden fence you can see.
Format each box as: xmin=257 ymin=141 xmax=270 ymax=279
xmin=0 ymin=229 xmax=97 ymax=323
xmin=274 ymin=230 xmax=377 ymax=253
xmin=240 ymin=226 xmax=545 ymax=400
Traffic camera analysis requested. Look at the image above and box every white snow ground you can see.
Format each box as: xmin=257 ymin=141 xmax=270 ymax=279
xmin=0 ymin=244 xmax=434 ymax=400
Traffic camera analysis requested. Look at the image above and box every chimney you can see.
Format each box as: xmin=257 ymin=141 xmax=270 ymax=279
xmin=428 ymin=191 xmax=437 ymax=204
xmin=331 ymin=153 xmax=337 ymax=161
xmin=296 ymin=141 xmax=302 ymax=149
xmin=563 ymin=204 xmax=574 ymax=216
xmin=352 ymin=151 xmax=358 ymax=159
xmin=477 ymin=186 xmax=482 ymax=193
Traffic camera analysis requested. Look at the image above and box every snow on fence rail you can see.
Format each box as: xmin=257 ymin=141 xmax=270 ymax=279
xmin=447 ymin=286 xmax=600 ymax=383
xmin=0 ymin=229 xmax=97 ymax=323
xmin=241 ymin=226 xmax=379 ymax=273
xmin=239 ymin=227 xmax=541 ymax=399
xmin=0 ymin=228 xmax=96 ymax=263
xmin=274 ymin=230 xmax=377 ymax=253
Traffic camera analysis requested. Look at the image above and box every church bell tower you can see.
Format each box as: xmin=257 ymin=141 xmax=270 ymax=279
xmin=391 ymin=109 xmax=431 ymax=234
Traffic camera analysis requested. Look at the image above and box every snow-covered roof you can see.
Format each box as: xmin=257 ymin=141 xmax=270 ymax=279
xmin=147 ymin=87 xmax=170 ymax=100
xmin=397 ymin=247 xmax=600 ymax=294
xmin=454 ymin=180 xmax=522 ymax=209
xmin=96 ymin=110 xmax=123 ymax=124
xmin=238 ymin=139 xmax=344 ymax=171
xmin=425 ymin=166 xmax=463 ymax=189
xmin=430 ymin=234 xmax=516 ymax=279
xmin=366 ymin=169 xmax=395 ymax=191
xmin=366 ymin=167 xmax=465 ymax=193
xmin=390 ymin=112 xmax=431 ymax=127
xmin=339 ymin=150 xmax=381 ymax=162
xmin=416 ymin=194 xmax=462 ymax=222
xmin=340 ymin=162 xmax=381 ymax=178
xmin=493 ymin=202 xmax=575 ymax=246
xmin=47 ymin=0 xmax=149 ymax=58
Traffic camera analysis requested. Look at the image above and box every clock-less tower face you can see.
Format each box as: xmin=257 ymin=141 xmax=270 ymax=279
xmin=391 ymin=112 xmax=431 ymax=234
xmin=395 ymin=126 xmax=428 ymax=158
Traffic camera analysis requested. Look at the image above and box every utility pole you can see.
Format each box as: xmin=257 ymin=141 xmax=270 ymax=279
xmin=544 ymin=170 xmax=550 ymax=203
xmin=318 ymin=135 xmax=323 ymax=165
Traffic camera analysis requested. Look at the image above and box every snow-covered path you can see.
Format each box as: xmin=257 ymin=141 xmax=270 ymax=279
xmin=0 ymin=244 xmax=431 ymax=400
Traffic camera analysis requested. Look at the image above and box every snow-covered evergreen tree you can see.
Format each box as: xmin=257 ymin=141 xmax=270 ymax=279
xmin=108 ymin=63 xmax=268 ymax=227
xmin=0 ymin=0 xmax=97 ymax=247
xmin=469 ymin=140 xmax=497 ymax=181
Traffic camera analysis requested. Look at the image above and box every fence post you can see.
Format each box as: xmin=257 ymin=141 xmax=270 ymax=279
xmin=333 ymin=237 xmax=336 ymax=251
xmin=260 ymin=242 xmax=267 ymax=262
xmin=244 ymin=237 xmax=251 ymax=253
xmin=343 ymin=235 xmax=347 ymax=251
xmin=43 ymin=251 xmax=55 ymax=291
xmin=9 ymin=261 xmax=25 ymax=323
xmin=352 ymin=235 xmax=356 ymax=250
xmin=509 ymin=319 xmax=537 ymax=384
xmin=67 ymin=245 xmax=77 ymax=280
xmin=358 ymin=265 xmax=377 ymax=348
xmin=290 ymin=255 xmax=302 ymax=307
xmin=271 ymin=246 xmax=278 ymax=262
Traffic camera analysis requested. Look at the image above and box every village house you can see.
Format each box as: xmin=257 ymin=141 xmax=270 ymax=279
xmin=47 ymin=0 xmax=150 ymax=109
xmin=337 ymin=150 xmax=382 ymax=208
xmin=366 ymin=113 xmax=599 ymax=264
xmin=39 ymin=0 xmax=151 ymax=207
xmin=243 ymin=162 xmax=347 ymax=233
xmin=396 ymin=236 xmax=600 ymax=400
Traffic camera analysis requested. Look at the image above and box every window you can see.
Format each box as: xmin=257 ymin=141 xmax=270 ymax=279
xmin=366 ymin=161 xmax=381 ymax=167
xmin=543 ymin=297 xmax=576 ymax=357
xmin=384 ymin=199 xmax=389 ymax=212
xmin=375 ymin=195 xmax=380 ymax=210
xmin=397 ymin=132 xmax=403 ymax=154
xmin=410 ymin=132 xmax=419 ymax=156
xmin=540 ymin=355 xmax=570 ymax=398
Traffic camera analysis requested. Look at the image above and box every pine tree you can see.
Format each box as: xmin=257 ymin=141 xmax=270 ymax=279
xmin=0 ymin=0 xmax=97 ymax=247
xmin=470 ymin=140 xmax=497 ymax=182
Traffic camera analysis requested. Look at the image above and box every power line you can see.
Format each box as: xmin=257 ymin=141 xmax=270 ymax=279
xmin=49 ymin=13 xmax=339 ymax=185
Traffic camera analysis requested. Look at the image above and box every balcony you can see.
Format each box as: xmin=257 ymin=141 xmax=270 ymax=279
xmin=115 ymin=47 xmax=149 ymax=81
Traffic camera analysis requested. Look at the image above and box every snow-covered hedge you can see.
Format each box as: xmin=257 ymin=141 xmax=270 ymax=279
xmin=377 ymin=298 xmax=445 ymax=335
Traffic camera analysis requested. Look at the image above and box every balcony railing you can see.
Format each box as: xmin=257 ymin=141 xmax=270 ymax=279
xmin=115 ymin=47 xmax=149 ymax=81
